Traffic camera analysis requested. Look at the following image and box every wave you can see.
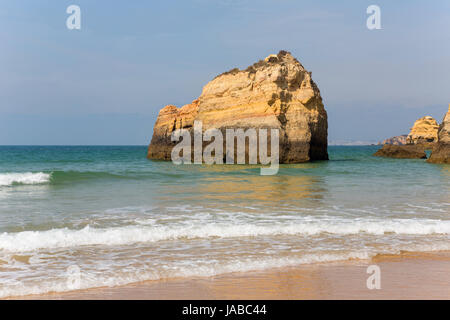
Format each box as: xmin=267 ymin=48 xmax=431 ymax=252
xmin=0 ymin=171 xmax=129 ymax=187
xmin=1 ymin=244 xmax=450 ymax=298
xmin=0 ymin=170 xmax=164 ymax=187
xmin=0 ymin=251 xmax=370 ymax=298
xmin=1 ymin=218 xmax=449 ymax=252
xmin=0 ymin=172 xmax=51 ymax=186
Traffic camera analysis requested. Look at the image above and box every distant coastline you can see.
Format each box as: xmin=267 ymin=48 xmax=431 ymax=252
xmin=328 ymin=140 xmax=378 ymax=146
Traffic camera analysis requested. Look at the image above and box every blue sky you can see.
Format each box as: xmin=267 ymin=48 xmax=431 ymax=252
xmin=1 ymin=0 xmax=449 ymax=145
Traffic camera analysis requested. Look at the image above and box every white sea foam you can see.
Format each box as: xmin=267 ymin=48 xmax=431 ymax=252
xmin=0 ymin=172 xmax=51 ymax=186
xmin=2 ymin=243 xmax=450 ymax=299
xmin=0 ymin=251 xmax=374 ymax=298
xmin=0 ymin=218 xmax=449 ymax=252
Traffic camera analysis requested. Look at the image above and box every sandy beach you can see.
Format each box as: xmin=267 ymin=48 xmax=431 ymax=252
xmin=11 ymin=251 xmax=449 ymax=300
xmin=2 ymin=0 xmax=450 ymax=306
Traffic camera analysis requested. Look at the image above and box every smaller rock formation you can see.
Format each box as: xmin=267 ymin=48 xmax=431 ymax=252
xmin=374 ymin=115 xmax=439 ymax=158
xmin=378 ymin=135 xmax=407 ymax=145
xmin=373 ymin=144 xmax=427 ymax=159
xmin=428 ymin=104 xmax=450 ymax=164
xmin=406 ymin=116 xmax=439 ymax=145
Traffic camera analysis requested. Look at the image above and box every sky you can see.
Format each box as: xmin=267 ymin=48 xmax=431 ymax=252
xmin=0 ymin=0 xmax=449 ymax=145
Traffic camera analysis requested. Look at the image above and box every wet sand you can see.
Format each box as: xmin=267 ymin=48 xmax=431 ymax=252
xmin=12 ymin=251 xmax=450 ymax=300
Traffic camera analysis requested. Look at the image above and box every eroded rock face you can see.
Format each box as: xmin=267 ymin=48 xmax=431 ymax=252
xmin=379 ymin=135 xmax=407 ymax=146
xmin=373 ymin=144 xmax=427 ymax=159
xmin=428 ymin=105 xmax=450 ymax=164
xmin=147 ymin=50 xmax=328 ymax=163
xmin=406 ymin=116 xmax=439 ymax=145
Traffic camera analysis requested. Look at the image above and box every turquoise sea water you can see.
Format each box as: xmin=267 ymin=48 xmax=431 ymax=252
xmin=0 ymin=146 xmax=449 ymax=297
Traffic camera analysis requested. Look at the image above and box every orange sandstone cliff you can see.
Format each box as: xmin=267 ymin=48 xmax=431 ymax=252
xmin=406 ymin=116 xmax=439 ymax=145
xmin=147 ymin=50 xmax=328 ymax=163
xmin=428 ymin=104 xmax=450 ymax=164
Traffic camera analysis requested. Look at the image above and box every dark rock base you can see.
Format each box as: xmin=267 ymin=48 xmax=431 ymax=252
xmin=427 ymin=143 xmax=450 ymax=164
xmin=373 ymin=145 xmax=427 ymax=159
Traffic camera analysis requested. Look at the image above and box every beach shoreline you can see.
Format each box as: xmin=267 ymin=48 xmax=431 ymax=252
xmin=8 ymin=250 xmax=450 ymax=300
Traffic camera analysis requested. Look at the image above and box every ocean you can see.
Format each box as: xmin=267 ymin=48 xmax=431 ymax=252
xmin=0 ymin=145 xmax=449 ymax=298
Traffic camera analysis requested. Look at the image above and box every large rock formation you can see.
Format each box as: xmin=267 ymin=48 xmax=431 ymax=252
xmin=148 ymin=50 xmax=328 ymax=163
xmin=428 ymin=104 xmax=450 ymax=164
xmin=373 ymin=144 xmax=427 ymax=159
xmin=406 ymin=116 xmax=439 ymax=145
xmin=378 ymin=135 xmax=408 ymax=146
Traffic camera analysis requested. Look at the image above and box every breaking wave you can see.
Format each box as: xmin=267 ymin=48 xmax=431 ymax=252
xmin=0 ymin=172 xmax=51 ymax=186
xmin=1 ymin=218 xmax=449 ymax=252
